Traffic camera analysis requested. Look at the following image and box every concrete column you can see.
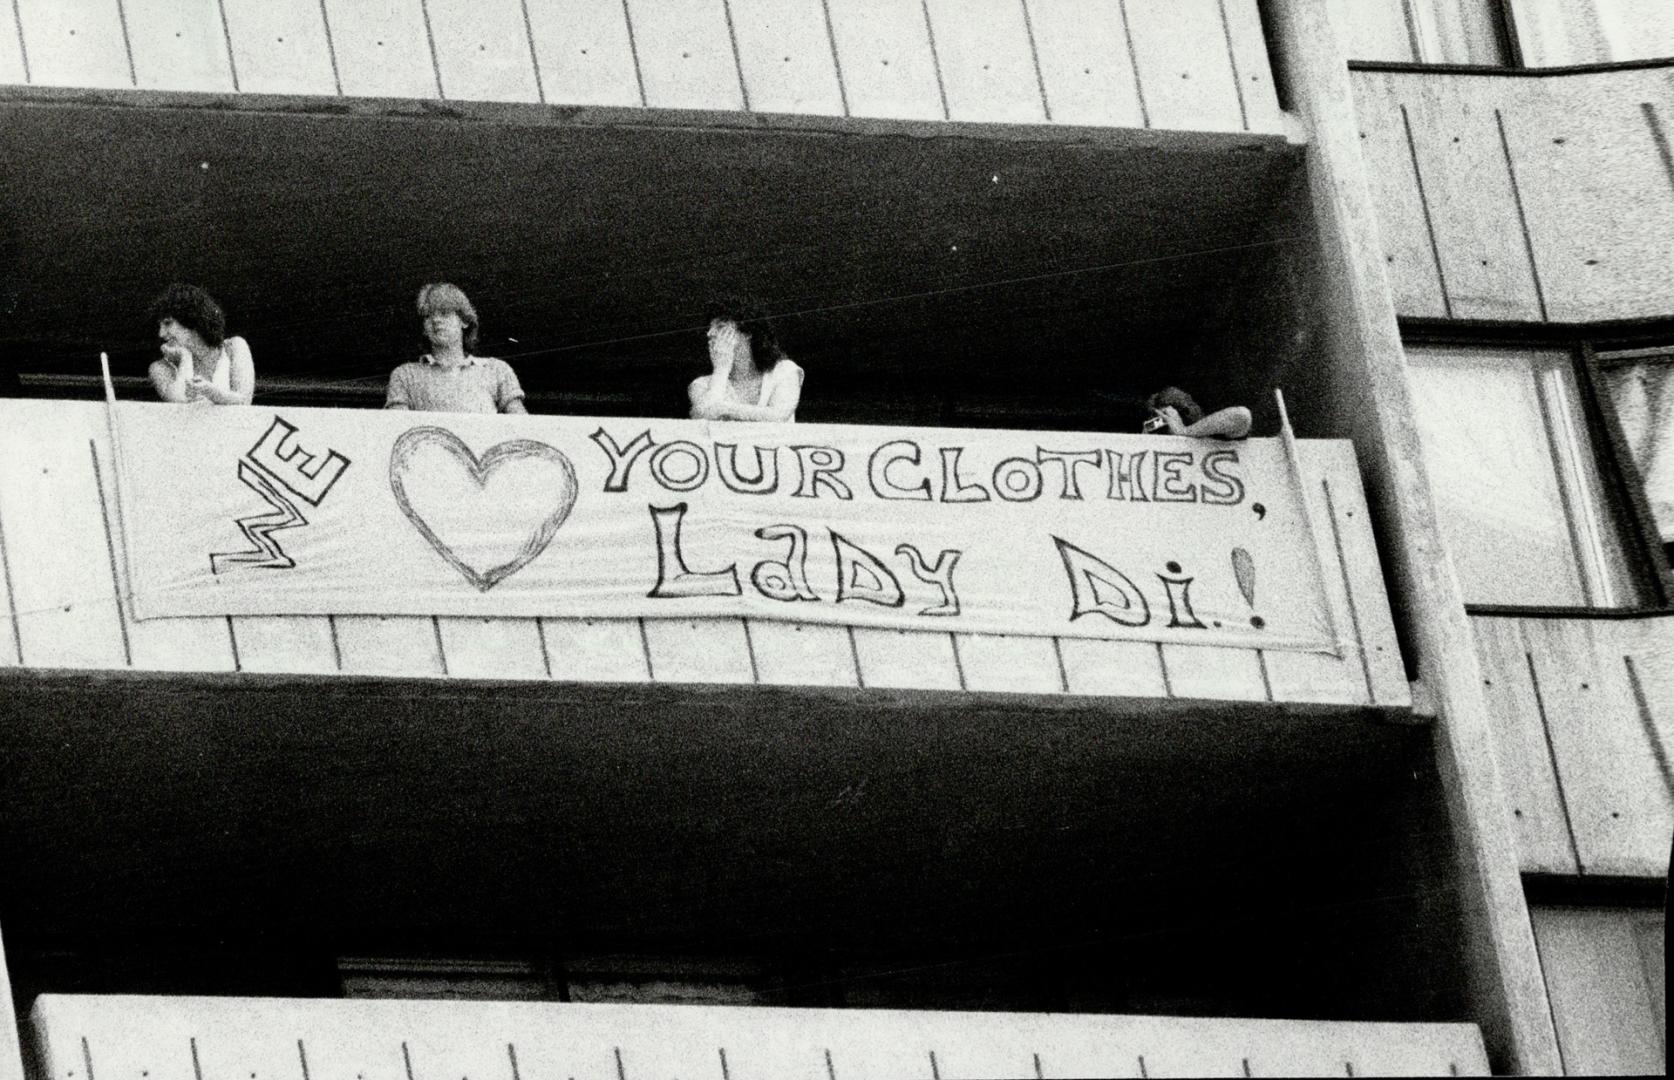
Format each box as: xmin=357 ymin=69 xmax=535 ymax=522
xmin=1258 ymin=0 xmax=1564 ymax=1073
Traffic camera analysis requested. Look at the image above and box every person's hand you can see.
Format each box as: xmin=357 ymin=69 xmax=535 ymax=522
xmin=1157 ymin=405 xmax=1185 ymax=434
xmin=708 ymin=322 xmax=738 ymax=377
xmin=160 ymin=343 xmax=191 ymax=367
xmin=186 ymin=375 xmax=214 ymax=400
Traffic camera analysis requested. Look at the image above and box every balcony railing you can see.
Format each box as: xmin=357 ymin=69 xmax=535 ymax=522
xmin=32 ymin=993 xmax=1489 ymax=1077
xmin=0 ymin=398 xmax=1408 ymax=709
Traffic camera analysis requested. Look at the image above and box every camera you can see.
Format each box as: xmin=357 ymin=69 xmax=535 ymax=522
xmin=1141 ymin=413 xmax=1168 ymax=434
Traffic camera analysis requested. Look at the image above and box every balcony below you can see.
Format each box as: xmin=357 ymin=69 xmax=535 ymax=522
xmin=32 ymin=995 xmax=1489 ymax=1078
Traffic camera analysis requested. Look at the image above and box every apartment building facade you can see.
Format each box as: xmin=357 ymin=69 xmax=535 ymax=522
xmin=0 ymin=0 xmax=1666 ymax=1076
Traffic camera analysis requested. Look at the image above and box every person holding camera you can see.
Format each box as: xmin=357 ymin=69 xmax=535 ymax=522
xmin=1143 ymin=386 xmax=1251 ymax=439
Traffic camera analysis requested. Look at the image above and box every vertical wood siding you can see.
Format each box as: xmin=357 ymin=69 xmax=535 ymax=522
xmin=218 ymin=0 xmax=338 ymax=95
xmin=726 ymin=0 xmax=845 ymax=116
xmin=1120 ymin=0 xmax=1245 ymax=132
xmin=1353 ymin=68 xmax=1674 ymax=324
xmin=524 ymin=0 xmax=641 ymax=107
xmin=321 ymin=0 xmax=440 ymax=99
xmin=1471 ymin=612 xmax=1674 ymax=877
xmin=920 ymin=0 xmax=1044 ymax=124
xmin=1020 ymin=0 xmax=1143 ymax=128
xmin=0 ymin=2 xmax=27 ymax=84
xmin=122 ymin=0 xmax=237 ymax=92
xmin=0 ymin=402 xmax=1408 ymax=713
xmin=821 ymin=0 xmax=944 ymax=121
xmin=1 ymin=0 xmax=1283 ymax=135
xmin=622 ymin=0 xmax=743 ymax=111
xmin=424 ymin=0 xmax=543 ymax=103
xmin=14 ymin=0 xmax=134 ymax=89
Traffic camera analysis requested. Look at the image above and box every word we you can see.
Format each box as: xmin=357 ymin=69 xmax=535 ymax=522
xmin=211 ymin=416 xmax=351 ymax=573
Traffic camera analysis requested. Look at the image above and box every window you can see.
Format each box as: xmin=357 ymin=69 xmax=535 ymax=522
xmin=1597 ymin=348 xmax=1674 ymax=560
xmin=1334 ymin=0 xmax=1674 ymax=67
xmin=1503 ymin=0 xmax=1674 ymax=65
xmin=1405 ymin=344 xmax=1645 ymax=607
xmin=1331 ymin=0 xmax=1512 ymax=65
xmin=1530 ymin=906 xmax=1666 ymax=1075
xmin=1580 ymin=0 xmax=1674 ymax=62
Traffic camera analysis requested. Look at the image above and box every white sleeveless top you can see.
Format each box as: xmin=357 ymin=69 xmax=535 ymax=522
xmin=168 ymin=344 xmax=233 ymax=402
xmin=719 ymin=359 xmax=801 ymax=421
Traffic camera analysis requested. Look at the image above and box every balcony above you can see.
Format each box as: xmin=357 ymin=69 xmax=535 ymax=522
xmin=0 ymin=398 xmax=1409 ymax=711
xmin=0 ymin=0 xmax=1284 ymax=135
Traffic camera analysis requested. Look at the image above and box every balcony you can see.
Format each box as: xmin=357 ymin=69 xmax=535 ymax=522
xmin=0 ymin=396 xmax=1460 ymax=1041
xmin=0 ymin=398 xmax=1406 ymax=708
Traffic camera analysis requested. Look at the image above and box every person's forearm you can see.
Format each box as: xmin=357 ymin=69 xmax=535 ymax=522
xmin=152 ymin=373 xmax=189 ymax=402
xmin=689 ymin=384 xmax=732 ymax=420
xmin=202 ymin=383 xmax=250 ymax=405
xmin=703 ymin=400 xmax=794 ymax=422
xmin=1181 ymin=407 xmax=1251 ymax=439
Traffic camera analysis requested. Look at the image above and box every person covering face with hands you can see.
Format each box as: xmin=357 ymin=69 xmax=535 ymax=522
xmin=147 ymin=283 xmax=255 ymax=406
xmin=688 ymin=299 xmax=803 ymax=423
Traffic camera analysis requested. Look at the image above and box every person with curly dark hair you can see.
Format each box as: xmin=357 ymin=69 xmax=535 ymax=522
xmin=385 ymin=283 xmax=527 ymax=414
xmin=146 ymin=283 xmax=254 ymax=405
xmin=688 ymin=298 xmax=803 ymax=423
xmin=1143 ymin=386 xmax=1251 ymax=439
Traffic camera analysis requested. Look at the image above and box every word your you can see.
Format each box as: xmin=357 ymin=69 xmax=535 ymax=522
xmin=591 ymin=429 xmax=1246 ymax=505
xmin=212 ymin=416 xmax=352 ymax=573
xmin=646 ymin=503 xmax=963 ymax=616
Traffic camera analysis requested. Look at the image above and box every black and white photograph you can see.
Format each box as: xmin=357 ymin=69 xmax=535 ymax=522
xmin=0 ymin=1 xmax=1668 ymax=1076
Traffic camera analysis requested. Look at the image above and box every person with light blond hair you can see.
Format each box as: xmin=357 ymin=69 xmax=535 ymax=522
xmin=385 ymin=283 xmax=527 ymax=414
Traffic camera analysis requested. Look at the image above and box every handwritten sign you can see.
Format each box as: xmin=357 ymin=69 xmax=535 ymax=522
xmin=116 ymin=405 xmax=1338 ymax=652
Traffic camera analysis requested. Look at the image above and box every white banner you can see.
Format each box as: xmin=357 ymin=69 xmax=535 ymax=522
xmin=116 ymin=404 xmax=1338 ymax=652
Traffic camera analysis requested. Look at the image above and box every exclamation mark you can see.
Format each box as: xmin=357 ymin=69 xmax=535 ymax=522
xmin=1232 ymin=547 xmax=1263 ymax=628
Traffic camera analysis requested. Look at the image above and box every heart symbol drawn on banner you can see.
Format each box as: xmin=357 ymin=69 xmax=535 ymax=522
xmin=389 ymin=426 xmax=578 ymax=592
